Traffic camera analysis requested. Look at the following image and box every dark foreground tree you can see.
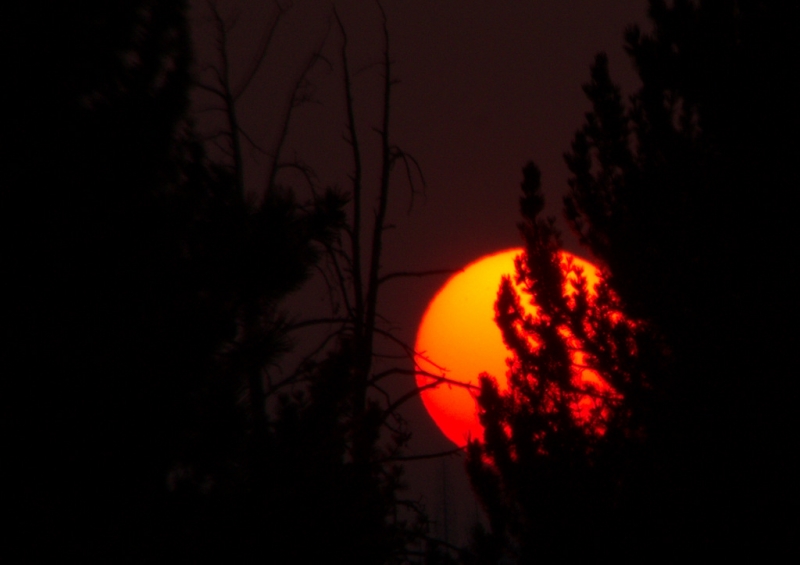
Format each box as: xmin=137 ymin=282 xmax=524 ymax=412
xmin=11 ymin=1 xmax=440 ymax=562
xmin=10 ymin=1 xmax=344 ymax=560
xmin=237 ymin=9 xmax=442 ymax=561
xmin=466 ymin=0 xmax=798 ymax=561
xmin=464 ymin=164 xmax=649 ymax=563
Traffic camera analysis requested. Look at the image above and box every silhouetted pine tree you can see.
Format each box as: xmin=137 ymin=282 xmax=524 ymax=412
xmin=10 ymin=1 xmax=345 ymax=560
xmin=465 ymin=0 xmax=798 ymax=561
xmin=464 ymin=164 xmax=648 ymax=563
xmin=12 ymin=1 xmax=439 ymax=562
xmin=562 ymin=0 xmax=798 ymax=556
xmin=225 ymin=9 xmax=437 ymax=561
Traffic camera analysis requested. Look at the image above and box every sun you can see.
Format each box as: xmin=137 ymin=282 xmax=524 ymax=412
xmin=414 ymin=248 xmax=605 ymax=446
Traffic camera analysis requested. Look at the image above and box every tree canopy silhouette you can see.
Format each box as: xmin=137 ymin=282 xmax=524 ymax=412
xmin=465 ymin=0 xmax=798 ymax=561
xmin=11 ymin=1 xmax=443 ymax=562
xmin=464 ymin=164 xmax=648 ymax=563
xmin=11 ymin=1 xmax=346 ymax=560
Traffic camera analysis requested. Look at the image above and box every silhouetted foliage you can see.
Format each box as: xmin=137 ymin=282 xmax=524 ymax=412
xmin=11 ymin=2 xmax=438 ymax=562
xmin=466 ymin=0 xmax=798 ymax=561
xmin=11 ymin=1 xmax=345 ymax=560
xmin=173 ymin=3 xmax=435 ymax=560
xmin=464 ymin=165 xmax=649 ymax=562
xmin=240 ymin=8 xmax=438 ymax=561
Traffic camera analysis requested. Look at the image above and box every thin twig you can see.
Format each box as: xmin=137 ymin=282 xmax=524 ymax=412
xmin=377 ymin=268 xmax=460 ymax=286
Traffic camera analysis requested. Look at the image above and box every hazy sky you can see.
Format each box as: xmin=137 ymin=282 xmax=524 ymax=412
xmin=190 ymin=0 xmax=649 ymax=542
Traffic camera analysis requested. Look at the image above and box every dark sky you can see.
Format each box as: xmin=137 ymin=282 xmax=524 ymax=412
xmin=190 ymin=0 xmax=649 ymax=543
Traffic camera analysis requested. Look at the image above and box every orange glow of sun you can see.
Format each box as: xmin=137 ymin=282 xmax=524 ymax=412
xmin=414 ymin=248 xmax=610 ymax=446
